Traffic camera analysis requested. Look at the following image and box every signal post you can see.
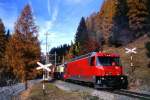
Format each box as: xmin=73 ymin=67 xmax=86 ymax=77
xmin=125 ymin=47 xmax=137 ymax=73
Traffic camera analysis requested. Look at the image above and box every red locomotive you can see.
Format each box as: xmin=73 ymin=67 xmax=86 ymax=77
xmin=63 ymin=52 xmax=128 ymax=89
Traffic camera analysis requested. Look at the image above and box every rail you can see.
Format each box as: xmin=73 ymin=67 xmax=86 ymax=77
xmin=64 ymin=80 xmax=150 ymax=100
xmin=113 ymin=89 xmax=150 ymax=100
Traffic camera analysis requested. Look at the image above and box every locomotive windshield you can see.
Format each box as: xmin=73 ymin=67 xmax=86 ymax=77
xmin=96 ymin=57 xmax=121 ymax=66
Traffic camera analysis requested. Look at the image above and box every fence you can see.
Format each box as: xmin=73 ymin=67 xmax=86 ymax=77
xmin=0 ymin=79 xmax=42 ymax=100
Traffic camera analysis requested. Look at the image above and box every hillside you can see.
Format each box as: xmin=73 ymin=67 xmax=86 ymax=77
xmin=77 ymin=0 xmax=150 ymax=91
xmin=86 ymin=0 xmax=116 ymax=44
xmin=103 ymin=35 xmax=150 ymax=91
xmin=85 ymin=0 xmax=150 ymax=46
xmin=49 ymin=0 xmax=150 ymax=92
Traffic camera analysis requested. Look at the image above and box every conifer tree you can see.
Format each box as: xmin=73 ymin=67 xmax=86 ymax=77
xmin=86 ymin=13 xmax=104 ymax=48
xmin=6 ymin=4 xmax=41 ymax=83
xmin=75 ymin=17 xmax=89 ymax=55
xmin=0 ymin=19 xmax=6 ymax=61
xmin=0 ymin=18 xmax=7 ymax=85
xmin=147 ymin=0 xmax=150 ymax=36
xmin=6 ymin=29 xmax=11 ymax=41
xmin=127 ymin=0 xmax=150 ymax=37
xmin=109 ymin=0 xmax=133 ymax=46
xmin=66 ymin=42 xmax=75 ymax=59
xmin=97 ymin=0 xmax=116 ymax=44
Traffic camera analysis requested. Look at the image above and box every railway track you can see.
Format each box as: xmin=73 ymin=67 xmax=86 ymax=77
xmin=59 ymin=80 xmax=150 ymax=100
xmin=112 ymin=89 xmax=150 ymax=100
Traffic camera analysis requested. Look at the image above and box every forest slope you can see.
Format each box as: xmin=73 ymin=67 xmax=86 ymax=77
xmin=103 ymin=35 xmax=150 ymax=91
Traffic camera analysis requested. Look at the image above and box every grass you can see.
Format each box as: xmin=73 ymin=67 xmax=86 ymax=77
xmin=23 ymin=83 xmax=101 ymax=100
xmin=80 ymin=91 xmax=100 ymax=100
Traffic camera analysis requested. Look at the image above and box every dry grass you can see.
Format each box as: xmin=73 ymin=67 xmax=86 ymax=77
xmin=27 ymin=83 xmax=81 ymax=100
xmin=20 ymin=83 xmax=100 ymax=100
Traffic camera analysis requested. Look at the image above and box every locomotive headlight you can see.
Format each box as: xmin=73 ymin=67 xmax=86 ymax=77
xmin=99 ymin=66 xmax=104 ymax=70
xmin=102 ymin=77 xmax=105 ymax=80
xmin=117 ymin=73 xmax=120 ymax=75
xmin=115 ymin=66 xmax=119 ymax=69
xmin=121 ymin=77 xmax=124 ymax=80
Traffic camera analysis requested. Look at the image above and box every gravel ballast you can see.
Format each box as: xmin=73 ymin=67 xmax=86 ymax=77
xmin=54 ymin=80 xmax=139 ymax=100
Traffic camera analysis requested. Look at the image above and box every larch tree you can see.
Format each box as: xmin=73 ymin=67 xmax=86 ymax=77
xmin=98 ymin=0 xmax=116 ymax=44
xmin=6 ymin=4 xmax=41 ymax=83
xmin=0 ymin=18 xmax=7 ymax=84
xmin=127 ymin=0 xmax=150 ymax=37
xmin=87 ymin=35 xmax=100 ymax=52
xmin=0 ymin=19 xmax=6 ymax=63
xmin=86 ymin=13 xmax=104 ymax=49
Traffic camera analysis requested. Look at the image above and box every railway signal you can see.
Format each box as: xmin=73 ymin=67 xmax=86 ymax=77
xmin=125 ymin=48 xmax=137 ymax=72
xmin=36 ymin=62 xmax=52 ymax=95
xmin=125 ymin=48 xmax=137 ymax=54
xmin=36 ymin=62 xmax=52 ymax=72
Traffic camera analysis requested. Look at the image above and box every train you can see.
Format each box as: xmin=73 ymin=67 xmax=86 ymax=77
xmin=54 ymin=64 xmax=64 ymax=80
xmin=54 ymin=52 xmax=128 ymax=89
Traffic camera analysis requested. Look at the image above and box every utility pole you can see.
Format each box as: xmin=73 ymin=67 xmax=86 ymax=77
xmin=62 ymin=55 xmax=65 ymax=63
xmin=55 ymin=52 xmax=57 ymax=67
xmin=45 ymin=32 xmax=49 ymax=64
xmin=48 ymin=52 xmax=57 ymax=78
xmin=45 ymin=32 xmax=50 ymax=80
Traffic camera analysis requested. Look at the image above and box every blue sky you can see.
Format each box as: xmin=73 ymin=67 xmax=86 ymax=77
xmin=0 ymin=0 xmax=104 ymax=53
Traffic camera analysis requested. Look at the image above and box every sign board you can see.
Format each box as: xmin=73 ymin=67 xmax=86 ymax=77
xmin=125 ymin=48 xmax=137 ymax=54
xmin=36 ymin=62 xmax=52 ymax=94
xmin=36 ymin=62 xmax=52 ymax=72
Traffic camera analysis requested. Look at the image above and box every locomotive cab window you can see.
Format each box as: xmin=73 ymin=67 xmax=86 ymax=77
xmin=90 ymin=56 xmax=95 ymax=66
xmin=96 ymin=57 xmax=122 ymax=66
